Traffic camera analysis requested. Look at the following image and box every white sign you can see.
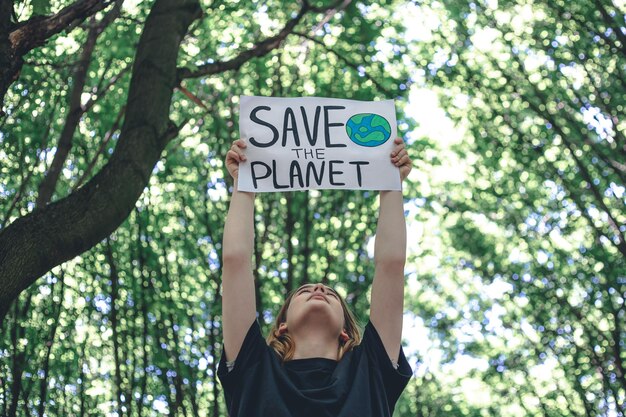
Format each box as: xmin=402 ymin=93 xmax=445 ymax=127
xmin=237 ymin=95 xmax=400 ymax=192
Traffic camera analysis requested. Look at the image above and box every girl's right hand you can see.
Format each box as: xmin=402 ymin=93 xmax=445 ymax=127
xmin=226 ymin=139 xmax=247 ymax=180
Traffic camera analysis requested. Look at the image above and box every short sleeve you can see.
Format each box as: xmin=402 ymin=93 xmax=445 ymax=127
xmin=361 ymin=320 xmax=413 ymax=406
xmin=217 ymin=319 xmax=266 ymax=388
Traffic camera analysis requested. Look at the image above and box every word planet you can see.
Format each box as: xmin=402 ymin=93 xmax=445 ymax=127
xmin=345 ymin=113 xmax=391 ymax=147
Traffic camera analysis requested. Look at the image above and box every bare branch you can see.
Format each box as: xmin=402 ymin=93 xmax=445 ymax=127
xmin=176 ymin=1 xmax=352 ymax=81
xmin=35 ymin=2 xmax=123 ymax=208
xmin=177 ymin=4 xmax=309 ymax=80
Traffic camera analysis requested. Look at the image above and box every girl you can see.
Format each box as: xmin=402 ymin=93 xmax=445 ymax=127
xmin=218 ymin=137 xmax=413 ymax=417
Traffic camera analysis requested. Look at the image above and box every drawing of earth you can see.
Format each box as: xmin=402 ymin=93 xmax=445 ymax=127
xmin=345 ymin=113 xmax=391 ymax=147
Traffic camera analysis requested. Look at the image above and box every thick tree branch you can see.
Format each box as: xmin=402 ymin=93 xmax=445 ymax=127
xmin=0 ymin=0 xmax=115 ymax=114
xmin=0 ymin=0 xmax=203 ymax=320
xmin=9 ymin=0 xmax=114 ymax=55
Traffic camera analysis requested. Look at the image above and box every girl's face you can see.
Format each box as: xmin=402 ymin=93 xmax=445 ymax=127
xmin=282 ymin=284 xmax=345 ymax=336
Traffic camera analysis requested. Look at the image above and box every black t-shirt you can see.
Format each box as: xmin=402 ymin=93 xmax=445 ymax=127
xmin=217 ymin=318 xmax=413 ymax=417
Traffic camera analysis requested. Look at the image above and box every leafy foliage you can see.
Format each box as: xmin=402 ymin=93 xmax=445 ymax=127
xmin=1 ymin=0 xmax=624 ymax=416
xmin=1 ymin=0 xmax=416 ymax=416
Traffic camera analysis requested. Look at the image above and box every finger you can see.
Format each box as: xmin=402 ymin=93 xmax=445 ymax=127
xmin=229 ymin=145 xmax=247 ymax=161
xmin=394 ymin=137 xmax=403 ymax=144
xmin=226 ymin=150 xmax=238 ymax=162
xmin=234 ymin=138 xmax=247 ymax=148
xmin=227 ymin=149 xmax=243 ymax=162
xmin=392 ymin=148 xmax=406 ymax=161
xmin=395 ymin=154 xmax=410 ymax=166
xmin=390 ymin=143 xmax=405 ymax=157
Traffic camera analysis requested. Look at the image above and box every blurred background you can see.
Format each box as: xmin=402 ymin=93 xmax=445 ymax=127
xmin=0 ymin=0 xmax=625 ymax=416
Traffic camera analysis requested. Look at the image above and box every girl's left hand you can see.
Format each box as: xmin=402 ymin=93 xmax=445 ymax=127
xmin=390 ymin=137 xmax=412 ymax=181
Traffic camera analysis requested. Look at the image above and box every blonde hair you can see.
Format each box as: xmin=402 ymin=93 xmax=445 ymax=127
xmin=266 ymin=285 xmax=362 ymax=362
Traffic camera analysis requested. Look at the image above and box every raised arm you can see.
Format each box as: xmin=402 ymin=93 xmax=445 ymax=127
xmin=369 ymin=137 xmax=411 ymax=365
xmin=222 ymin=139 xmax=257 ymax=363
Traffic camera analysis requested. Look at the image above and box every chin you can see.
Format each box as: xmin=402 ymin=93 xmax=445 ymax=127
xmin=300 ymin=310 xmax=342 ymax=328
xmin=287 ymin=300 xmax=344 ymax=331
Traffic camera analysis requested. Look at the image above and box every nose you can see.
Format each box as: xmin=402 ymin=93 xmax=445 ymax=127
xmin=312 ymin=284 xmax=326 ymax=293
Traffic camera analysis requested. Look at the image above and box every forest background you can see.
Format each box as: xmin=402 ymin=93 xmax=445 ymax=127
xmin=0 ymin=0 xmax=624 ymax=416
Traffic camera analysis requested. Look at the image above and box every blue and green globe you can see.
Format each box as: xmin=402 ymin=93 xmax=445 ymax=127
xmin=345 ymin=113 xmax=391 ymax=147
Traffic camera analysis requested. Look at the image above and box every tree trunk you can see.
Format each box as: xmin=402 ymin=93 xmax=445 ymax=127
xmin=0 ymin=0 xmax=203 ymax=321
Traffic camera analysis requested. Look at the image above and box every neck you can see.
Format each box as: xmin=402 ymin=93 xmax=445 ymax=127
xmin=290 ymin=326 xmax=341 ymax=360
